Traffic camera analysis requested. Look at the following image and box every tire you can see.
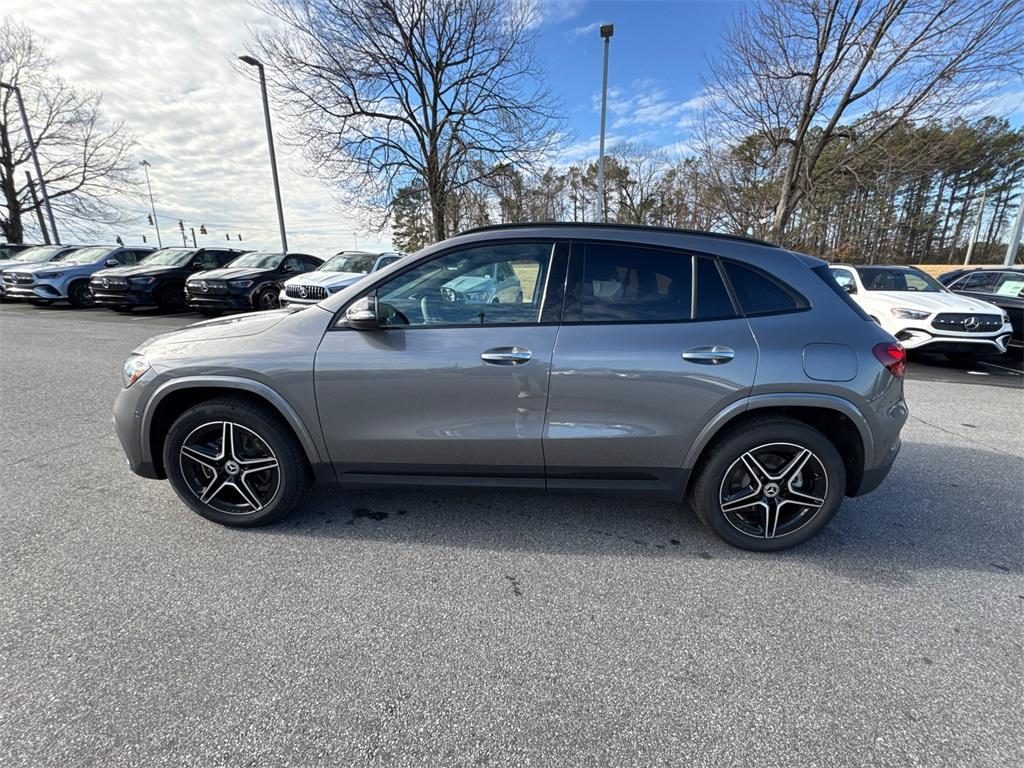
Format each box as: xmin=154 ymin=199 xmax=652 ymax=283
xmin=67 ymin=280 xmax=95 ymax=308
xmin=689 ymin=416 xmax=846 ymax=552
xmin=156 ymin=283 xmax=187 ymax=312
xmin=163 ymin=397 xmax=309 ymax=527
xmin=255 ymin=286 xmax=280 ymax=311
xmin=195 ymin=308 xmax=222 ymax=317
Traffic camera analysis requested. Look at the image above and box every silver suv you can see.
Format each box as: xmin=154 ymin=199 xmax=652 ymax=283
xmin=113 ymin=224 xmax=908 ymax=551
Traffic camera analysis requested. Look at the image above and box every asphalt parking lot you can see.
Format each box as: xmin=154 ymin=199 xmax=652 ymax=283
xmin=1 ymin=302 xmax=1022 ymax=767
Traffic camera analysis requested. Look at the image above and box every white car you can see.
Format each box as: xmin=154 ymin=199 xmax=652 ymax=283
xmin=281 ymin=251 xmax=403 ymax=306
xmin=829 ymin=264 xmax=1012 ymax=359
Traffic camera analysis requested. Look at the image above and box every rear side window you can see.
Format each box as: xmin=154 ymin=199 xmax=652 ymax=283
xmin=572 ymin=242 xmax=692 ymax=323
xmin=695 ymin=257 xmax=736 ymax=319
xmin=813 ymin=265 xmax=871 ymax=321
xmin=722 ymin=260 xmax=805 ymax=316
xmin=957 ymin=271 xmax=1000 ymax=294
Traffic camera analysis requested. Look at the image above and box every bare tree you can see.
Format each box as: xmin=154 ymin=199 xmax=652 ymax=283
xmin=0 ymin=20 xmax=137 ymax=243
xmin=251 ymin=0 xmax=562 ymax=242
xmin=705 ymin=0 xmax=1024 ymax=243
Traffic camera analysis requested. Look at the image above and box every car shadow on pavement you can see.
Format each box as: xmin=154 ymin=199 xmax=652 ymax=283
xmin=275 ymin=441 xmax=1022 ymax=580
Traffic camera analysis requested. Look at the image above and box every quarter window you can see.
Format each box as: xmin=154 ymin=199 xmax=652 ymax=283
xmin=571 ymin=242 xmax=693 ymax=323
xmin=722 ymin=261 xmax=805 ymax=315
xmin=375 ymin=242 xmax=552 ymax=328
xmin=695 ymin=257 xmax=736 ymax=319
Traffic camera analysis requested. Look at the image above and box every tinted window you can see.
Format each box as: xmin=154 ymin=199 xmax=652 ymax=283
xmin=723 ymin=261 xmax=805 ymax=315
xmin=814 ymin=265 xmax=871 ymax=321
xmin=375 ymin=242 xmax=551 ymax=327
xmin=695 ymin=257 xmax=736 ymax=319
xmin=572 ymin=243 xmax=692 ymax=323
xmin=957 ymin=271 xmax=1000 ymax=294
xmin=216 ymin=251 xmax=241 ymax=266
xmin=281 ymin=255 xmax=312 ymax=273
xmin=194 ymin=252 xmax=221 ymax=269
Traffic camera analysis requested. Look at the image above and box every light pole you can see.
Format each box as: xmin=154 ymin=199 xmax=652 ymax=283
xmin=139 ymin=160 xmax=162 ymax=248
xmin=597 ymin=24 xmax=614 ymax=224
xmin=1 ymin=81 xmax=59 ymax=244
xmin=239 ymin=55 xmax=288 ymax=253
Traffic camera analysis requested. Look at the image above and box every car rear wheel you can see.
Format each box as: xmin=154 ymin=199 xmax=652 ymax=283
xmin=255 ymin=287 xmax=280 ymax=311
xmin=67 ymin=280 xmax=95 ymax=308
xmin=163 ymin=397 xmax=309 ymax=526
xmin=690 ymin=417 xmax=845 ymax=551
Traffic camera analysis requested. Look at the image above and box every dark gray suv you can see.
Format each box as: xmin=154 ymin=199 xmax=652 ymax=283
xmin=113 ymin=224 xmax=907 ymax=551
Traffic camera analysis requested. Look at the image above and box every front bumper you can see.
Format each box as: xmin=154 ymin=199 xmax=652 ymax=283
xmin=3 ymin=281 xmax=66 ymax=301
xmin=185 ymin=290 xmax=253 ymax=311
xmin=113 ymin=378 xmax=161 ymax=479
xmin=894 ymin=325 xmax=1012 ymax=355
xmin=92 ymin=288 xmax=156 ymax=307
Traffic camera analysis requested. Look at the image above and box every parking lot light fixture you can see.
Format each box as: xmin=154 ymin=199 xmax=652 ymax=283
xmin=597 ymin=24 xmax=613 ymax=224
xmin=238 ymin=54 xmax=288 ymax=253
xmin=139 ymin=160 xmax=162 ymax=248
xmin=0 ymin=80 xmax=60 ymax=244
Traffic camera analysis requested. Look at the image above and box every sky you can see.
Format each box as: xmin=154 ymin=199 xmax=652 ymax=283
xmin=6 ymin=0 xmax=1023 ymax=254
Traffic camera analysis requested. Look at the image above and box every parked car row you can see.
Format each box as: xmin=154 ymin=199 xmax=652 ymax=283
xmin=0 ymin=244 xmax=405 ymax=315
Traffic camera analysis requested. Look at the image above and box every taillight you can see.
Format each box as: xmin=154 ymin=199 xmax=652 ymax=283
xmin=873 ymin=342 xmax=906 ymax=378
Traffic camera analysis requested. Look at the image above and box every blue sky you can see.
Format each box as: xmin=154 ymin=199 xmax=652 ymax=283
xmin=534 ymin=0 xmax=740 ymax=160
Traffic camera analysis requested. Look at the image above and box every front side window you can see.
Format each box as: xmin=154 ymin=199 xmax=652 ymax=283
xmin=193 ymin=252 xmax=222 ymax=269
xmin=375 ymin=242 xmax=552 ymax=327
xmin=954 ymin=271 xmax=999 ymax=294
xmin=722 ymin=261 xmax=805 ymax=315
xmin=994 ymin=272 xmax=1024 ymax=297
xmin=569 ymin=242 xmax=693 ymax=323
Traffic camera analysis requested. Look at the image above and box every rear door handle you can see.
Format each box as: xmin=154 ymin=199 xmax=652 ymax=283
xmin=682 ymin=345 xmax=735 ymax=365
xmin=481 ymin=347 xmax=532 ymax=365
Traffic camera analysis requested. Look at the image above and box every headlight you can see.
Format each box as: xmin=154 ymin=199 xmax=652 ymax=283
xmin=464 ymin=290 xmax=489 ymax=302
xmin=130 ymin=276 xmax=156 ymax=286
xmin=890 ymin=307 xmax=930 ymax=320
xmin=122 ymin=355 xmax=150 ymax=388
xmin=230 ymin=279 xmax=254 ymax=288
xmin=37 ymin=271 xmax=64 ymax=279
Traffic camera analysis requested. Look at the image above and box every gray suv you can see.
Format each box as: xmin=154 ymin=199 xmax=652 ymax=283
xmin=113 ymin=224 xmax=908 ymax=551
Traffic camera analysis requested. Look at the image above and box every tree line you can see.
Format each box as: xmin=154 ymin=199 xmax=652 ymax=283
xmin=390 ymin=117 xmax=1024 ymax=264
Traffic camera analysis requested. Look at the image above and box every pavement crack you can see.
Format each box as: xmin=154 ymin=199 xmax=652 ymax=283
xmin=908 ymin=414 xmax=1023 ymax=459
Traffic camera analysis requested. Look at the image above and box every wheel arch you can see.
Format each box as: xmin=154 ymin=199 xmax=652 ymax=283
xmin=142 ymin=376 xmax=328 ymax=481
xmin=682 ymin=394 xmax=873 ymax=497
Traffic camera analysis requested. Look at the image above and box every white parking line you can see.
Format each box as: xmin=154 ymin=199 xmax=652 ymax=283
xmin=979 ymin=360 xmax=1023 ymax=375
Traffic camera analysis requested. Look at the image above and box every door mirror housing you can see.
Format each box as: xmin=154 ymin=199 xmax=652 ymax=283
xmin=105 ymin=258 xmax=120 ymax=267
xmin=842 ymin=283 xmax=856 ymax=294
xmin=345 ymin=295 xmax=379 ymax=330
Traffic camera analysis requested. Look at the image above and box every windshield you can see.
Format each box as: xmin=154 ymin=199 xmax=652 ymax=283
xmin=321 ymin=252 xmax=377 ymax=274
xmin=226 ymin=252 xmax=282 ymax=269
xmin=6 ymin=245 xmax=66 ymax=263
xmin=857 ymin=267 xmax=945 ymax=293
xmin=53 ymin=246 xmax=114 ymax=264
xmin=140 ymin=248 xmax=193 ymax=267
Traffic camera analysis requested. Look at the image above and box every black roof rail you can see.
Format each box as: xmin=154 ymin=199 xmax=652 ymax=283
xmin=457 ymin=221 xmax=781 ymax=248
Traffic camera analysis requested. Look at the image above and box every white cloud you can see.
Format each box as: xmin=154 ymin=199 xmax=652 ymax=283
xmin=566 ymin=21 xmax=602 ymax=39
xmin=6 ymin=0 xmax=392 ymax=254
xmin=599 ymin=82 xmax=708 ymax=132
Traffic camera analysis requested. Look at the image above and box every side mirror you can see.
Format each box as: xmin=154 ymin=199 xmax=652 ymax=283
xmin=842 ymin=283 xmax=856 ymax=294
xmin=345 ymin=295 xmax=379 ymax=330
xmin=105 ymin=258 xmax=119 ymax=267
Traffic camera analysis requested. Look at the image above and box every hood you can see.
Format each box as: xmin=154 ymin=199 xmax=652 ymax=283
xmin=94 ymin=264 xmax=185 ymax=279
xmin=188 ymin=266 xmax=270 ymax=282
xmin=869 ymin=290 xmax=1002 ymax=314
xmin=284 ymin=270 xmax=366 ymax=288
xmin=10 ymin=259 xmax=97 ymax=274
xmin=137 ymin=309 xmax=299 ymax=351
xmin=443 ymin=275 xmax=491 ymax=293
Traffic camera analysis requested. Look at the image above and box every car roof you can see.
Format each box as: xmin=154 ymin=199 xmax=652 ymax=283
xmin=460 ymin=221 xmax=781 ymax=249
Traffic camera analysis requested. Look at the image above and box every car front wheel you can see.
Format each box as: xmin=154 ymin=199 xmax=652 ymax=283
xmin=690 ymin=417 xmax=845 ymax=551
xmin=163 ymin=397 xmax=309 ymax=526
xmin=67 ymin=280 xmax=95 ymax=308
xmin=255 ymin=287 xmax=280 ymax=311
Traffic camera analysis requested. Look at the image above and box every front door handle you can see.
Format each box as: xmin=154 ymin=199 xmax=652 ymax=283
xmin=481 ymin=347 xmax=532 ymax=365
xmin=682 ymin=345 xmax=735 ymax=365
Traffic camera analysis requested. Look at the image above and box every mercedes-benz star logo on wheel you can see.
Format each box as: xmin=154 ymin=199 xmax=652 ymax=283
xmin=963 ymin=316 xmax=979 ymax=331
